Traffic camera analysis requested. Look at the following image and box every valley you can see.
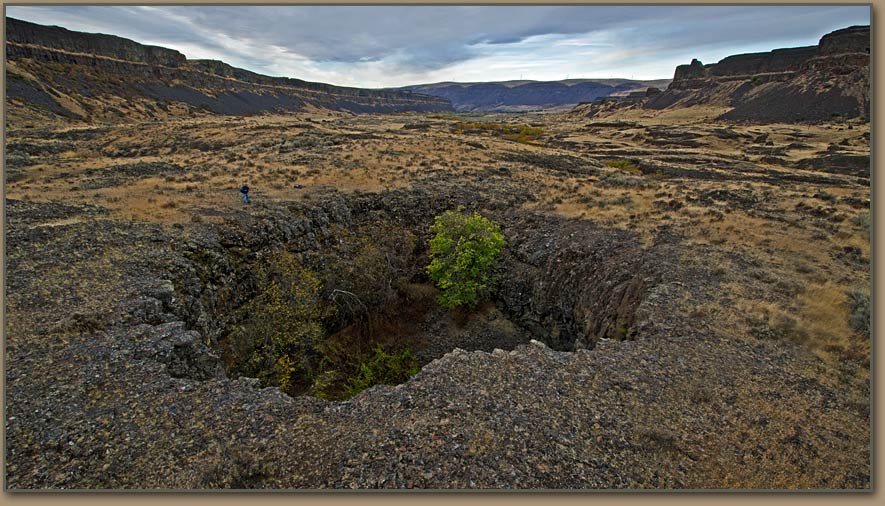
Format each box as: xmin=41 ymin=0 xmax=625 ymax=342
xmin=3 ymin=16 xmax=871 ymax=490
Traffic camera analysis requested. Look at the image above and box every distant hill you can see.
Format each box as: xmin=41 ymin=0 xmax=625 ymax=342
xmin=4 ymin=17 xmax=453 ymax=123
xmin=398 ymin=79 xmax=671 ymax=112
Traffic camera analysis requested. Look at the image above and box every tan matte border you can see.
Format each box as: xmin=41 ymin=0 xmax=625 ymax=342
xmin=0 ymin=0 xmax=879 ymax=503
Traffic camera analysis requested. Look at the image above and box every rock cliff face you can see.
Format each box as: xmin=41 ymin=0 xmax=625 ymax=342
xmin=669 ymin=46 xmax=819 ymax=92
xmin=6 ymin=16 xmax=187 ymax=66
xmin=819 ymin=25 xmax=870 ymax=55
xmin=645 ymin=25 xmax=869 ymax=122
xmin=4 ymin=18 xmax=452 ymax=121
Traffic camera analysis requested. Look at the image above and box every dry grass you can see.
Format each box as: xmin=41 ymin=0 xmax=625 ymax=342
xmin=5 ymin=109 xmax=869 ymax=377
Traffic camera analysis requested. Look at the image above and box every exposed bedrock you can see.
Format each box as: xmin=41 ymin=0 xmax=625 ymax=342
xmin=648 ymin=25 xmax=869 ymax=122
xmin=818 ymin=25 xmax=871 ymax=55
xmin=5 ymin=17 xmax=453 ymax=117
xmin=669 ymin=25 xmax=868 ymax=88
xmin=166 ymin=188 xmax=680 ymax=362
xmin=496 ymin=214 xmax=679 ymax=350
xmin=6 ymin=16 xmax=186 ymax=66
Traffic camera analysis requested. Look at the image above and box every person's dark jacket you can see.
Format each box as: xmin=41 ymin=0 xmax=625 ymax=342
xmin=240 ymin=185 xmax=249 ymax=195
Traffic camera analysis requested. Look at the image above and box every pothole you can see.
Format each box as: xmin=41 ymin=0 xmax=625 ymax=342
xmin=169 ymin=196 xmax=664 ymax=401
xmin=213 ymin=246 xmax=530 ymax=400
xmin=174 ymin=209 xmax=532 ymax=400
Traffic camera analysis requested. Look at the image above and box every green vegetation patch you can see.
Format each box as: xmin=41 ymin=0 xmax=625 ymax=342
xmin=427 ymin=207 xmax=505 ymax=309
xmin=225 ymin=250 xmax=325 ymax=395
xmin=604 ymin=159 xmax=642 ymax=175
xmin=345 ymin=345 xmax=420 ymax=397
xmin=453 ymin=121 xmax=543 ymax=144
xmin=223 ymin=245 xmax=424 ymax=401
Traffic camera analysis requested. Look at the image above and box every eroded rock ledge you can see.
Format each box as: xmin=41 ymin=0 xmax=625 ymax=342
xmin=646 ymin=25 xmax=870 ymax=122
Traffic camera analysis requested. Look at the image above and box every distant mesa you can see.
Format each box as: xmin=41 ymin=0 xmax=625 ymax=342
xmin=4 ymin=17 xmax=453 ymax=122
xmin=819 ymin=25 xmax=870 ymax=55
xmin=644 ymin=25 xmax=870 ymax=122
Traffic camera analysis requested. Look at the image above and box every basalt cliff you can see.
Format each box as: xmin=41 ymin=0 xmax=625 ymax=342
xmin=574 ymin=25 xmax=870 ymax=122
xmin=4 ymin=18 xmax=453 ymax=123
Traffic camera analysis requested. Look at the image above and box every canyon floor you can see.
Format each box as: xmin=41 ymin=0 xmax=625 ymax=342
xmin=4 ymin=107 xmax=870 ymax=489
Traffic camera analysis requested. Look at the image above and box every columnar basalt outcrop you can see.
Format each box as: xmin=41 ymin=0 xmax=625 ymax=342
xmin=643 ymin=25 xmax=870 ymax=122
xmin=670 ymin=59 xmax=708 ymax=89
xmin=709 ymin=46 xmax=817 ymax=77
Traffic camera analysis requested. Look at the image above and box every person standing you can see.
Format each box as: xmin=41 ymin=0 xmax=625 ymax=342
xmin=240 ymin=182 xmax=250 ymax=204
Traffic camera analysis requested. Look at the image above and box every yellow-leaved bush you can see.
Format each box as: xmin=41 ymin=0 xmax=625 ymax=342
xmin=227 ymin=250 xmax=324 ymax=395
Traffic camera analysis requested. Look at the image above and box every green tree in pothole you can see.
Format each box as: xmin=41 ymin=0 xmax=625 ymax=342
xmin=427 ymin=207 xmax=505 ymax=309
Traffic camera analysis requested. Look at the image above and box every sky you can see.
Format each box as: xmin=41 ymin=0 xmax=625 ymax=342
xmin=5 ymin=5 xmax=871 ymax=88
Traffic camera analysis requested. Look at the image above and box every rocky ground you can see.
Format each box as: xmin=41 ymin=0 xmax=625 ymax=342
xmin=4 ymin=107 xmax=870 ymax=489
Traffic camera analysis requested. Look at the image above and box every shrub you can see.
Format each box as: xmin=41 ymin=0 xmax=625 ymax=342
xmin=345 ymin=345 xmax=420 ymax=397
xmin=506 ymin=126 xmax=544 ymax=144
xmin=814 ymin=191 xmax=837 ymax=203
xmin=599 ymin=171 xmax=647 ymax=189
xmin=848 ymin=290 xmax=870 ymax=338
xmin=646 ymin=168 xmax=666 ymax=180
xmin=427 ymin=208 xmax=505 ymax=309
xmin=611 ymin=194 xmax=634 ymax=207
xmin=850 ymin=211 xmax=870 ymax=234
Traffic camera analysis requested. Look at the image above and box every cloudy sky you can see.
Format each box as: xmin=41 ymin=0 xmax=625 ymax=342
xmin=6 ymin=5 xmax=870 ymax=88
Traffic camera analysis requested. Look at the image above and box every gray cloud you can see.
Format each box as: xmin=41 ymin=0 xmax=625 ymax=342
xmin=6 ymin=5 xmax=870 ymax=87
